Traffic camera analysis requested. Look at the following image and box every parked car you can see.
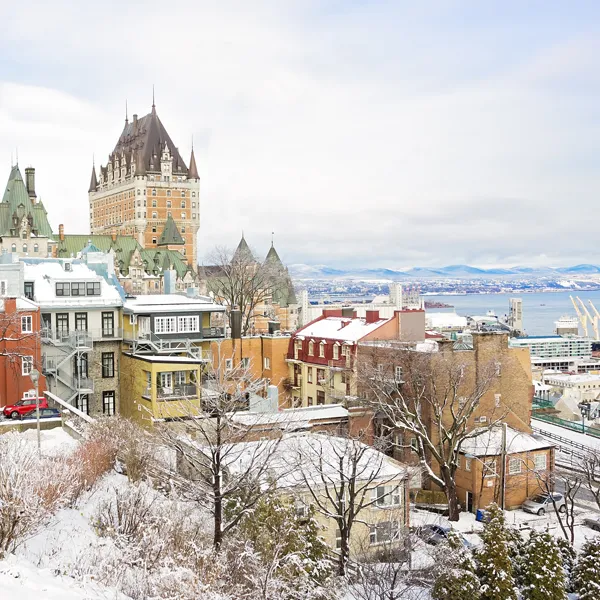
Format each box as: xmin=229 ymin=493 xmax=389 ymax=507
xmin=21 ymin=408 xmax=61 ymax=420
xmin=416 ymin=524 xmax=474 ymax=549
xmin=582 ymin=517 xmax=600 ymax=532
xmin=2 ymin=397 xmax=49 ymax=420
xmin=522 ymin=493 xmax=566 ymax=516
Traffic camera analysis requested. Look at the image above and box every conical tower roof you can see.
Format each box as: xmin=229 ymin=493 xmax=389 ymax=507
xmin=265 ymin=244 xmax=284 ymax=266
xmin=157 ymin=214 xmax=185 ymax=246
xmin=188 ymin=148 xmax=199 ymax=179
xmin=88 ymin=164 xmax=98 ymax=192
xmin=233 ymin=234 xmax=255 ymax=262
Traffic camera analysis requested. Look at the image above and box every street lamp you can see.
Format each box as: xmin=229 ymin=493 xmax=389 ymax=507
xmin=29 ymin=368 xmax=40 ymax=453
xmin=579 ymin=401 xmax=591 ymax=435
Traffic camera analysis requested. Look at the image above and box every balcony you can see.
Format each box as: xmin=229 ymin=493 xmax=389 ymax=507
xmin=292 ymin=375 xmax=303 ymax=388
xmin=202 ymin=327 xmax=225 ymax=339
xmin=143 ymin=385 xmax=199 ymax=401
xmin=42 ymin=328 xmax=123 ymax=345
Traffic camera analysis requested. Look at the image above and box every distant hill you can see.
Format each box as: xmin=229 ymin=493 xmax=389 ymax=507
xmin=287 ymin=263 xmax=600 ymax=280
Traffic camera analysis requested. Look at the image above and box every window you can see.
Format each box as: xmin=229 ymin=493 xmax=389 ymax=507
xmin=465 ymin=457 xmax=472 ymax=472
xmin=484 ymin=460 xmax=497 ymax=477
xmin=102 ymin=391 xmax=116 ymax=415
xmin=21 ymin=356 xmax=33 ymax=376
xmin=21 ymin=315 xmax=32 ymax=333
xmin=264 ymin=357 xmax=270 ymax=370
xmin=375 ymin=485 xmax=401 ymax=507
xmin=167 ymin=200 xmax=171 ymax=208
xmin=180 ymin=212 xmax=186 ymax=219
xmin=369 ymin=521 xmax=400 ymax=545
xmin=11 ymin=243 xmax=16 ymax=252
xmin=177 ymin=316 xmax=199 ymax=332
xmin=76 ymin=394 xmax=89 ymax=415
xmin=508 ymin=458 xmax=521 ymax=475
xmin=152 ymin=212 xmax=157 ymax=219
xmin=86 ymin=282 xmax=101 ymax=296
xmin=155 ymin=316 xmax=176 ymax=334
xmin=496 ymin=363 xmax=501 ymax=376
xmin=317 ymin=368 xmax=325 ymax=382
xmin=166 ymin=190 xmax=171 ymax=197
xmin=24 ymin=281 xmax=34 ymax=300
xmin=152 ymin=189 xmax=156 ymax=196
xmin=317 ymin=390 xmax=325 ymax=405
xmin=56 ymin=313 xmax=69 ymax=335
xmin=22 ymin=244 xmax=27 ymax=253
xmin=33 ymin=244 xmax=38 ymax=253
xmin=295 ymin=498 xmax=309 ymax=518
xmin=241 ymin=357 xmax=250 ymax=369
xmin=192 ymin=192 xmax=196 ymax=198
xmin=534 ymin=454 xmax=547 ymax=471
xmin=307 ymin=396 xmax=313 ymax=406
xmin=102 ymin=353 xmax=115 ymax=378
xmin=69 ymin=282 xmax=85 ymax=297
xmin=175 ymin=371 xmax=186 ymax=386
xmin=225 ymin=358 xmax=233 ymax=371
xmin=152 ymin=238 xmax=157 ymax=244
xmin=410 ymin=437 xmax=418 ymax=452
xmin=181 ymin=199 xmax=186 ymax=206
xmin=152 ymin=199 xmax=157 ymax=207
xmin=181 ymin=226 xmax=186 ymax=233
xmin=494 ymin=393 xmax=501 ymax=408
xmin=319 ymin=341 xmax=325 ymax=358
xmin=395 ymin=366 xmax=403 ymax=381
xmin=74 ymin=353 xmax=88 ymax=378
xmin=75 ymin=313 xmax=88 ymax=331
xmin=307 ymin=367 xmax=313 ymax=383
xmin=308 ymin=340 xmax=314 ymax=356
xmin=192 ymin=213 xmax=196 ymax=219
xmin=333 ymin=344 xmax=339 ymax=360
xmin=102 ymin=312 xmax=114 ymax=337
xmin=55 ymin=282 xmax=70 ymax=296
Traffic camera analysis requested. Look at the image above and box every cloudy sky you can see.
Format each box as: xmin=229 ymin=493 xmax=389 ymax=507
xmin=0 ymin=1 xmax=599 ymax=269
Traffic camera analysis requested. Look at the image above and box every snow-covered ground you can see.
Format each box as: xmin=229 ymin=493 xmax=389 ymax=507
xmin=533 ymin=418 xmax=600 ymax=452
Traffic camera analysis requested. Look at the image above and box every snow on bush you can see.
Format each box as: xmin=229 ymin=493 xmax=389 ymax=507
xmin=0 ymin=433 xmax=80 ymax=558
xmin=520 ymin=530 xmax=567 ymax=600
xmin=572 ymin=537 xmax=600 ymax=600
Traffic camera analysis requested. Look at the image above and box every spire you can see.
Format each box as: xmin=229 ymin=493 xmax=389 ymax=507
xmin=271 ymin=231 xmax=274 ymax=247
xmin=88 ymin=162 xmax=98 ymax=193
xmin=152 ymin=84 xmax=156 ymax=114
xmin=125 ymin=99 xmax=128 ymax=124
xmin=157 ymin=214 xmax=185 ymax=246
xmin=188 ymin=147 xmax=199 ymax=179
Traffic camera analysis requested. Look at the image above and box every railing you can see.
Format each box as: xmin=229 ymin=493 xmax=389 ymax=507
xmin=42 ymin=328 xmax=123 ymax=345
xmin=202 ymin=327 xmax=225 ymax=338
xmin=293 ymin=375 xmax=302 ymax=388
xmin=72 ymin=376 xmax=94 ymax=392
xmin=532 ymin=413 xmax=600 ymax=439
xmin=157 ymin=385 xmax=198 ymax=400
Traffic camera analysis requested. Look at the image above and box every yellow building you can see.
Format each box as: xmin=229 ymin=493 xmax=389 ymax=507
xmin=120 ymin=293 xmax=226 ymax=425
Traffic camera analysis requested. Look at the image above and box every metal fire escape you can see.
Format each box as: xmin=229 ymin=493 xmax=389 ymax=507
xmin=41 ymin=329 xmax=95 ymax=405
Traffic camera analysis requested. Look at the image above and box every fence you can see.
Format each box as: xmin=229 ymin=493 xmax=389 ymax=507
xmin=532 ymin=413 xmax=600 ymax=439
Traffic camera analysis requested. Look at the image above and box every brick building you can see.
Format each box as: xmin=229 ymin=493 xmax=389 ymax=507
xmin=88 ymin=102 xmax=200 ymax=268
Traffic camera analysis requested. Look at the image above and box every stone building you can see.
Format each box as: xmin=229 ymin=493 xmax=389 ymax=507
xmin=0 ymin=165 xmax=55 ymax=258
xmin=88 ymin=102 xmax=200 ymax=268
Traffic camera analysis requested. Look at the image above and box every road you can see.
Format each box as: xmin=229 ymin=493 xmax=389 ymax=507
xmin=555 ymin=467 xmax=599 ymax=508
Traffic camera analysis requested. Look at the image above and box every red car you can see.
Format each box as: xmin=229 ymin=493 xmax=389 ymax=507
xmin=3 ymin=397 xmax=48 ymax=420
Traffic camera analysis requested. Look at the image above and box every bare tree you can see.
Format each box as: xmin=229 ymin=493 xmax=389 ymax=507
xmin=0 ymin=307 xmax=42 ymax=377
xmin=293 ymin=432 xmax=409 ymax=577
xmin=360 ymin=344 xmax=502 ymax=521
xmin=579 ymin=449 xmax=600 ymax=510
xmin=156 ymin=358 xmax=283 ymax=549
xmin=204 ymin=245 xmax=278 ymax=335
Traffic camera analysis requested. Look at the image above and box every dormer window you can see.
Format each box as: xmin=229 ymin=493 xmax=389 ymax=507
xmin=333 ymin=344 xmax=339 ymax=360
xmin=319 ymin=341 xmax=326 ymax=358
xmin=308 ymin=340 xmax=314 ymax=356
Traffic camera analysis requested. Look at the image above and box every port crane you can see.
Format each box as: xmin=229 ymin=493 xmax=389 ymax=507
xmin=570 ymin=295 xmax=600 ymax=339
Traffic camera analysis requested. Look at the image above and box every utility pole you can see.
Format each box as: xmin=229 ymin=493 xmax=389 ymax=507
xmin=30 ymin=368 xmax=40 ymax=454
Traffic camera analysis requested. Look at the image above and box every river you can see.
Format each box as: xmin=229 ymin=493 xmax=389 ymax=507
xmin=424 ymin=290 xmax=600 ymax=336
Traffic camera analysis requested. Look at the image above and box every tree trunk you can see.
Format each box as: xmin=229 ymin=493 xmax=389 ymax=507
xmin=441 ymin=465 xmax=460 ymax=521
xmin=213 ymin=476 xmax=223 ymax=548
xmin=338 ymin=530 xmax=350 ymax=576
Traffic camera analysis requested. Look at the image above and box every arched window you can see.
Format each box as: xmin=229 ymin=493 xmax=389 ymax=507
xmin=181 ymin=212 xmax=186 ymax=219
xmin=11 ymin=243 xmax=16 ymax=252
xmin=308 ymin=340 xmax=314 ymax=356
xmin=181 ymin=200 xmax=186 ymax=208
xmin=22 ymin=244 xmax=27 ymax=253
xmin=33 ymin=244 xmax=39 ymax=253
xmin=319 ymin=341 xmax=326 ymax=358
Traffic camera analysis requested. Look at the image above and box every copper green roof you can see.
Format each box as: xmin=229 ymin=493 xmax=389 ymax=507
xmin=264 ymin=243 xmax=297 ymax=307
xmin=0 ymin=166 xmax=54 ymax=238
xmin=54 ymin=233 xmax=193 ymax=279
xmin=157 ymin=215 xmax=184 ymax=246
xmin=233 ymin=235 xmax=254 ymax=262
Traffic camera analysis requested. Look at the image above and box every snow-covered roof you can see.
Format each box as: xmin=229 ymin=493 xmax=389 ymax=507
xmin=124 ymin=294 xmax=225 ymax=314
xmin=22 ymin=261 xmax=122 ymax=308
xmin=231 ymin=404 xmax=349 ymax=428
xmin=123 ymin=353 xmax=207 ymax=364
xmin=425 ymin=312 xmax=467 ymax=329
xmin=16 ymin=297 xmax=38 ymax=311
xmin=460 ymin=425 xmax=553 ymax=457
xmin=545 ymin=373 xmax=600 ymax=385
xmin=296 ymin=316 xmax=391 ymax=343
xmin=219 ymin=433 xmax=408 ymax=490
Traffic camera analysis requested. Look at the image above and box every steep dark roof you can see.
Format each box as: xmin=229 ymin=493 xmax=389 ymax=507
xmin=88 ymin=165 xmax=98 ymax=192
xmin=0 ymin=166 xmax=54 ymax=238
xmin=233 ymin=235 xmax=255 ymax=263
xmin=111 ymin=107 xmax=188 ymax=175
xmin=265 ymin=244 xmax=297 ymax=307
xmin=188 ymin=148 xmax=199 ymax=179
xmin=157 ymin=215 xmax=185 ymax=246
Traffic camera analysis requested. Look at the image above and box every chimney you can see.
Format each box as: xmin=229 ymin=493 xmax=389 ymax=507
xmin=59 ymin=224 xmax=65 ymax=241
xmin=231 ymin=308 xmax=242 ymax=339
xmin=341 ymin=307 xmax=355 ymax=319
xmin=133 ymin=114 xmax=138 ymax=125
xmin=111 ymin=228 xmax=117 ymax=242
xmin=365 ymin=310 xmax=380 ymax=324
xmin=268 ymin=321 xmax=280 ymax=335
xmin=25 ymin=168 xmax=36 ymax=201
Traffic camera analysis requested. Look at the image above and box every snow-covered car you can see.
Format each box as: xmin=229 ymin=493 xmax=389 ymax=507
xmin=522 ymin=493 xmax=566 ymax=516
xmin=582 ymin=517 xmax=600 ymax=532
xmin=415 ymin=524 xmax=474 ymax=549
xmin=21 ymin=408 xmax=61 ymax=420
